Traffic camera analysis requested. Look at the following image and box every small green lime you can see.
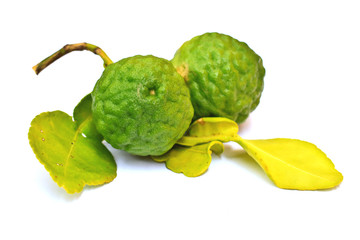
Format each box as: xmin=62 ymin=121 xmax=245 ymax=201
xmin=92 ymin=55 xmax=194 ymax=156
xmin=171 ymin=32 xmax=265 ymax=123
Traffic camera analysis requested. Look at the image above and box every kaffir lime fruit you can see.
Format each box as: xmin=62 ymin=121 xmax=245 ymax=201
xmin=92 ymin=55 xmax=194 ymax=156
xmin=171 ymin=32 xmax=265 ymax=124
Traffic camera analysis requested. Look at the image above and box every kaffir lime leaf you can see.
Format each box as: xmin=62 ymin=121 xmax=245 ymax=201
xmin=92 ymin=55 xmax=194 ymax=156
xmin=171 ymin=32 xmax=265 ymax=123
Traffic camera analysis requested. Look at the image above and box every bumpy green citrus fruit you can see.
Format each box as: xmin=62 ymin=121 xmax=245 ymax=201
xmin=171 ymin=32 xmax=265 ymax=124
xmin=92 ymin=55 xmax=194 ymax=156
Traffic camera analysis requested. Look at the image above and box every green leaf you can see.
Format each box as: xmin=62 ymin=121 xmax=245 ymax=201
xmin=152 ymin=141 xmax=224 ymax=177
xmin=73 ymin=94 xmax=93 ymax=125
xmin=177 ymin=117 xmax=239 ymax=146
xmin=28 ymin=110 xmax=116 ymax=194
xmin=235 ymin=137 xmax=343 ymax=190
xmin=73 ymin=93 xmax=102 ymax=141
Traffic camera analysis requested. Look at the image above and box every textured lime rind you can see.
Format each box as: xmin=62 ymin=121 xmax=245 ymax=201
xmin=92 ymin=55 xmax=194 ymax=156
xmin=171 ymin=32 xmax=265 ymax=123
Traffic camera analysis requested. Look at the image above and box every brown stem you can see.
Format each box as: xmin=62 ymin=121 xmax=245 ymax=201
xmin=33 ymin=43 xmax=113 ymax=75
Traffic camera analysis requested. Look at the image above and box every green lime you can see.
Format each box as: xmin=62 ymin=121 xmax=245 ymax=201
xmin=92 ymin=55 xmax=194 ymax=156
xmin=171 ymin=32 xmax=265 ymax=124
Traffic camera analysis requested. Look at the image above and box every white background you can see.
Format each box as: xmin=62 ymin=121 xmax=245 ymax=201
xmin=1 ymin=0 xmax=359 ymax=239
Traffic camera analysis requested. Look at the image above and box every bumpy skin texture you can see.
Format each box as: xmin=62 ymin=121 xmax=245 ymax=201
xmin=171 ymin=32 xmax=265 ymax=124
xmin=92 ymin=55 xmax=194 ymax=156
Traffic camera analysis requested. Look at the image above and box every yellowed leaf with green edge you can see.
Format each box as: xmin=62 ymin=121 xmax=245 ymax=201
xmin=152 ymin=141 xmax=224 ymax=177
xmin=177 ymin=117 xmax=239 ymax=146
xmin=28 ymin=96 xmax=116 ymax=193
xmin=234 ymin=137 xmax=343 ymax=190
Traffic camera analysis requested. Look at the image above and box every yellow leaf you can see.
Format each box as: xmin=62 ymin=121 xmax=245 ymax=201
xmin=152 ymin=141 xmax=223 ymax=177
xmin=177 ymin=117 xmax=343 ymax=190
xmin=235 ymin=137 xmax=343 ymax=190
xmin=177 ymin=117 xmax=239 ymax=146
